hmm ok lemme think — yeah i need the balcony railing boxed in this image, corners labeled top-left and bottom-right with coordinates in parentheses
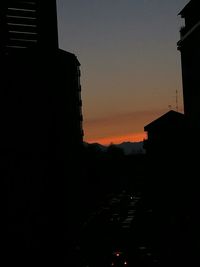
top-left (180, 26), bottom-right (188, 37)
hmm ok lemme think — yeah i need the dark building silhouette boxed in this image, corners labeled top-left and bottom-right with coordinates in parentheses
top-left (0, 0), bottom-right (83, 142)
top-left (0, 0), bottom-right (59, 52)
top-left (144, 110), bottom-right (186, 156)
top-left (177, 0), bottom-right (200, 129)
top-left (1, 0), bottom-right (84, 264)
top-left (142, 2), bottom-right (200, 266)
top-left (177, 2), bottom-right (200, 265)
top-left (143, 3), bottom-right (200, 264)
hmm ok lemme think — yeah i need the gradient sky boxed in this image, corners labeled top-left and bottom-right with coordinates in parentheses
top-left (57, 0), bottom-right (189, 145)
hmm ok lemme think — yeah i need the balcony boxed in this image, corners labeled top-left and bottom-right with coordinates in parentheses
top-left (180, 26), bottom-right (188, 37)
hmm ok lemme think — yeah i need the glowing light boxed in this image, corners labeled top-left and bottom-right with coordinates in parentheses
top-left (86, 132), bottom-right (147, 146)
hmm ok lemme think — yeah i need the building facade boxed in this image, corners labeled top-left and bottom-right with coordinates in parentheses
top-left (177, 0), bottom-right (200, 129)
top-left (0, 0), bottom-right (84, 157)
top-left (0, 0), bottom-right (58, 53)
top-left (1, 0), bottom-right (84, 263)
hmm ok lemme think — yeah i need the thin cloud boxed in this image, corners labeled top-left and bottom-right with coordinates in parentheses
top-left (83, 107), bottom-right (168, 143)
top-left (84, 108), bottom-right (167, 126)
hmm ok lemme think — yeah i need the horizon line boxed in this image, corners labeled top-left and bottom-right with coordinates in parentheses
top-left (85, 132), bottom-right (147, 146)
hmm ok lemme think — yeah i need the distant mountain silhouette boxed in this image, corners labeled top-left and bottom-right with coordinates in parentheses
top-left (117, 141), bottom-right (145, 155)
top-left (84, 141), bottom-right (145, 155)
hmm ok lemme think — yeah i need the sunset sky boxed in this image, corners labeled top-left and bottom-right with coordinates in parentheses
top-left (57, 0), bottom-right (188, 145)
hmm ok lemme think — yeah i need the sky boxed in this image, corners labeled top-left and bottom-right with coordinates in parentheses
top-left (56, 0), bottom-right (189, 145)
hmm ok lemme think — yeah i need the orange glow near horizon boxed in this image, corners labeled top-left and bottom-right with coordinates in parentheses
top-left (86, 132), bottom-right (147, 146)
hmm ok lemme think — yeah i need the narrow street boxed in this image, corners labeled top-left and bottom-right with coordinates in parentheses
top-left (71, 189), bottom-right (161, 267)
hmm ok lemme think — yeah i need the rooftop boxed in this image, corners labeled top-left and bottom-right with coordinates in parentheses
top-left (178, 0), bottom-right (199, 17)
top-left (144, 110), bottom-right (185, 132)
